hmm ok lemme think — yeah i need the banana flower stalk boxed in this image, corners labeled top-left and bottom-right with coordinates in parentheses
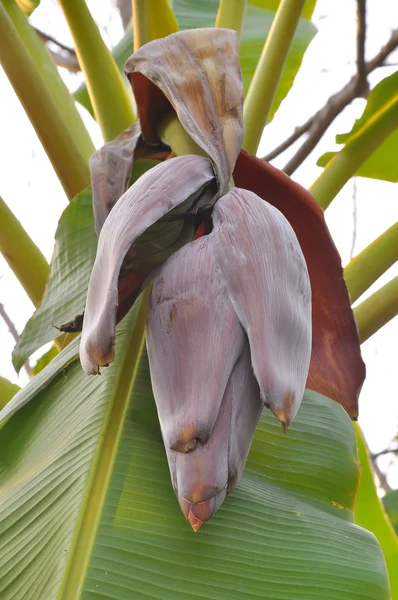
top-left (77, 29), bottom-right (365, 530)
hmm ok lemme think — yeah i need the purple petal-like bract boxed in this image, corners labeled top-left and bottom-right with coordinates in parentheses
top-left (80, 155), bottom-right (215, 375)
top-left (146, 190), bottom-right (311, 529)
top-left (146, 235), bottom-right (246, 453)
top-left (211, 188), bottom-right (312, 428)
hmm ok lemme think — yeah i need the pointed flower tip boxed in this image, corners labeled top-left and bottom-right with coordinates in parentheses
top-left (187, 510), bottom-right (205, 532)
top-left (177, 487), bottom-right (227, 532)
top-left (271, 406), bottom-right (293, 433)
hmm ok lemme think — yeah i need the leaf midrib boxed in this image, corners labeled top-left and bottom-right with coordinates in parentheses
top-left (58, 293), bottom-right (148, 600)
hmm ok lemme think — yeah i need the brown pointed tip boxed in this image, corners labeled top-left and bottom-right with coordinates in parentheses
top-left (177, 488), bottom-right (227, 531)
top-left (269, 393), bottom-right (296, 432)
top-left (271, 407), bottom-right (291, 433)
top-left (187, 509), bottom-right (205, 532)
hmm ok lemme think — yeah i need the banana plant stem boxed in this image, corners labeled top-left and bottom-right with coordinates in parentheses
top-left (310, 95), bottom-right (398, 210)
top-left (243, 0), bottom-right (306, 154)
top-left (57, 0), bottom-right (135, 141)
top-left (215, 0), bottom-right (247, 36)
top-left (132, 0), bottom-right (179, 51)
top-left (0, 3), bottom-right (92, 200)
top-left (345, 221), bottom-right (398, 303)
top-left (0, 197), bottom-right (49, 308)
top-left (132, 0), bottom-right (151, 50)
top-left (2, 0), bottom-right (95, 166)
top-left (354, 277), bottom-right (398, 343)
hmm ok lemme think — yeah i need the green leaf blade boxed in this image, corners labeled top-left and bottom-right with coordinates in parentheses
top-left (0, 376), bottom-right (20, 410)
top-left (12, 190), bottom-right (97, 373)
top-left (317, 71), bottom-right (398, 182)
top-left (0, 356), bottom-right (390, 599)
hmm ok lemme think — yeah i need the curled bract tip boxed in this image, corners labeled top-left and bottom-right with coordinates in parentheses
top-left (188, 514), bottom-right (204, 533)
top-left (125, 28), bottom-right (244, 194)
top-left (178, 488), bottom-right (228, 532)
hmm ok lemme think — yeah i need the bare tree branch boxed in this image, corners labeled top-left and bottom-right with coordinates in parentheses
top-left (262, 118), bottom-right (313, 162)
top-left (371, 447), bottom-right (398, 459)
top-left (356, 0), bottom-right (369, 97)
top-left (34, 27), bottom-right (81, 73)
top-left (361, 432), bottom-right (393, 494)
top-left (372, 458), bottom-right (392, 494)
top-left (0, 302), bottom-right (32, 378)
top-left (281, 78), bottom-right (361, 175)
top-left (261, 28), bottom-right (398, 172)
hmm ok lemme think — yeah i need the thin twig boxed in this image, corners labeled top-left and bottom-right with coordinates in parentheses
top-left (371, 448), bottom-right (398, 459)
top-left (34, 27), bottom-right (76, 55)
top-left (45, 48), bottom-right (81, 72)
top-left (34, 27), bottom-right (81, 73)
top-left (356, 0), bottom-right (368, 97)
top-left (262, 118), bottom-right (313, 161)
top-left (281, 78), bottom-right (361, 174)
top-left (361, 428), bottom-right (392, 494)
top-left (350, 177), bottom-right (358, 260)
top-left (0, 302), bottom-right (32, 378)
top-left (261, 29), bottom-right (398, 171)
top-left (372, 459), bottom-right (392, 494)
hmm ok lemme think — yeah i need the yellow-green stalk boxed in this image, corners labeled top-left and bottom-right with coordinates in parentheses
top-left (345, 221), bottom-right (398, 303)
top-left (215, 0), bottom-right (247, 36)
top-left (0, 3), bottom-right (92, 200)
top-left (354, 277), bottom-right (398, 343)
top-left (243, 0), bottom-right (306, 154)
top-left (0, 197), bottom-right (49, 308)
top-left (57, 0), bottom-right (135, 141)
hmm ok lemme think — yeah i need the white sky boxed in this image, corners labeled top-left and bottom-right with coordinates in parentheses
top-left (0, 0), bottom-right (397, 486)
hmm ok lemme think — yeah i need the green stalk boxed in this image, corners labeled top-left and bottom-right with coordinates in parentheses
top-left (354, 423), bottom-right (398, 592)
top-left (0, 197), bottom-right (49, 307)
top-left (59, 295), bottom-right (148, 600)
top-left (215, 0), bottom-right (247, 36)
top-left (132, 0), bottom-right (179, 51)
top-left (354, 277), bottom-right (398, 343)
top-left (57, 0), bottom-right (135, 141)
top-left (242, 0), bottom-right (306, 154)
top-left (0, 3), bottom-right (92, 200)
top-left (345, 221), bottom-right (398, 303)
top-left (3, 0), bottom-right (94, 165)
top-left (310, 95), bottom-right (398, 210)
top-left (132, 0), bottom-right (150, 50)
top-left (158, 114), bottom-right (206, 157)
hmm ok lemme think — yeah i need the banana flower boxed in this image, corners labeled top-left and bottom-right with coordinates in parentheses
top-left (77, 29), bottom-right (365, 530)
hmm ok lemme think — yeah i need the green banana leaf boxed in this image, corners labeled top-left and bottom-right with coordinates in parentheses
top-left (383, 490), bottom-right (398, 535)
top-left (32, 346), bottom-right (59, 375)
top-left (0, 375), bottom-right (20, 410)
top-left (74, 0), bottom-right (316, 124)
top-left (0, 324), bottom-right (390, 599)
top-left (12, 190), bottom-right (97, 373)
top-left (317, 71), bottom-right (398, 182)
top-left (354, 423), bottom-right (398, 597)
